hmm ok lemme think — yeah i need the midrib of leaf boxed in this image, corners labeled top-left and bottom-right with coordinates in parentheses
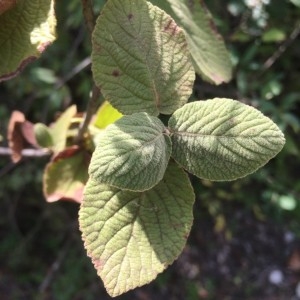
top-left (169, 99), bottom-right (285, 181)
top-left (100, 33), bottom-right (160, 110)
top-left (171, 131), bottom-right (281, 139)
top-left (138, 131), bottom-right (164, 149)
top-left (107, 15), bottom-right (162, 112)
top-left (132, 24), bottom-right (161, 111)
top-left (162, 0), bottom-right (232, 84)
top-left (97, 132), bottom-right (165, 182)
top-left (136, 4), bottom-right (161, 112)
top-left (172, 132), bottom-right (280, 158)
top-left (80, 161), bottom-right (195, 296)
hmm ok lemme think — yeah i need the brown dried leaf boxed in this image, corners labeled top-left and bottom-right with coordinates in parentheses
top-left (7, 111), bottom-right (40, 162)
top-left (7, 111), bottom-right (25, 163)
top-left (21, 120), bottom-right (38, 147)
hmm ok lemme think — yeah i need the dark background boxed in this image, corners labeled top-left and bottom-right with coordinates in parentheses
top-left (1, 1), bottom-right (300, 299)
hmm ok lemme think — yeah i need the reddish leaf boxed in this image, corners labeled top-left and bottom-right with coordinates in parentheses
top-left (52, 145), bottom-right (81, 162)
top-left (7, 111), bottom-right (39, 162)
top-left (7, 111), bottom-right (25, 163)
top-left (49, 105), bottom-right (77, 154)
top-left (21, 120), bottom-right (38, 147)
top-left (43, 146), bottom-right (90, 203)
top-left (288, 248), bottom-right (300, 272)
top-left (0, 0), bottom-right (16, 15)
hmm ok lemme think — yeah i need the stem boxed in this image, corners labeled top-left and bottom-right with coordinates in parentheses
top-left (75, 0), bottom-right (102, 144)
top-left (260, 21), bottom-right (300, 75)
top-left (38, 237), bottom-right (72, 294)
top-left (74, 84), bottom-right (101, 144)
top-left (0, 147), bottom-right (51, 157)
top-left (80, 0), bottom-right (96, 36)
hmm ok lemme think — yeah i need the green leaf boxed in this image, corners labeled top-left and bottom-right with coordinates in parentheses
top-left (0, 0), bottom-right (56, 81)
top-left (169, 98), bottom-right (285, 181)
top-left (93, 101), bottom-right (123, 129)
top-left (262, 28), bottom-right (286, 43)
top-left (289, 0), bottom-right (300, 7)
top-left (163, 0), bottom-right (232, 84)
top-left (43, 146), bottom-right (90, 203)
top-left (276, 195), bottom-right (297, 211)
top-left (49, 105), bottom-right (77, 154)
top-left (91, 0), bottom-right (195, 116)
top-left (89, 112), bottom-right (171, 191)
top-left (34, 123), bottom-right (54, 148)
top-left (79, 161), bottom-right (195, 297)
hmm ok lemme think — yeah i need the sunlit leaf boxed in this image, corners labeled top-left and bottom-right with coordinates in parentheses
top-left (94, 101), bottom-right (123, 129)
top-left (49, 105), bottom-right (77, 154)
top-left (0, 0), bottom-right (56, 81)
top-left (79, 161), bottom-right (195, 297)
top-left (151, 0), bottom-right (232, 84)
top-left (169, 98), bottom-right (285, 181)
top-left (89, 112), bottom-right (171, 191)
top-left (289, 0), bottom-right (300, 7)
top-left (92, 0), bottom-right (195, 116)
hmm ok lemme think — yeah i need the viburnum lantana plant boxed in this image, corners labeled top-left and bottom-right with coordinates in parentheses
top-left (0, 0), bottom-right (285, 297)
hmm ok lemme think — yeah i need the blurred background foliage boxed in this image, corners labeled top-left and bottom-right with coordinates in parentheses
top-left (0, 0), bottom-right (300, 299)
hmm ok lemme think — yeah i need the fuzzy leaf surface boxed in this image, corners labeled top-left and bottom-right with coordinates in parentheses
top-left (79, 161), bottom-right (195, 297)
top-left (0, 0), bottom-right (56, 81)
top-left (92, 0), bottom-right (195, 116)
top-left (169, 98), bottom-right (285, 181)
top-left (89, 112), bottom-right (171, 191)
top-left (164, 0), bottom-right (232, 84)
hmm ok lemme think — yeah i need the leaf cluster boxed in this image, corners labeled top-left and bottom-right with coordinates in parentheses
top-left (0, 0), bottom-right (287, 297)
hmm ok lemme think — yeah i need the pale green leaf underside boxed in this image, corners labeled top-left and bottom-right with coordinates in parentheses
top-left (91, 0), bottom-right (195, 116)
top-left (89, 112), bottom-right (171, 191)
top-left (49, 105), bottom-right (77, 154)
top-left (79, 161), bottom-right (195, 297)
top-left (165, 0), bottom-right (232, 84)
top-left (169, 98), bottom-right (285, 181)
top-left (0, 0), bottom-right (56, 81)
top-left (43, 149), bottom-right (88, 203)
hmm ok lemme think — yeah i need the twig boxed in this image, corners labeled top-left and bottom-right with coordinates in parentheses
top-left (74, 84), bottom-right (101, 144)
top-left (80, 0), bottom-right (96, 36)
top-left (55, 57), bottom-right (91, 89)
top-left (38, 238), bottom-right (72, 294)
top-left (75, 0), bottom-right (102, 144)
top-left (0, 161), bottom-right (17, 178)
top-left (0, 147), bottom-right (51, 157)
top-left (260, 21), bottom-right (300, 74)
top-left (63, 25), bottom-right (86, 70)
